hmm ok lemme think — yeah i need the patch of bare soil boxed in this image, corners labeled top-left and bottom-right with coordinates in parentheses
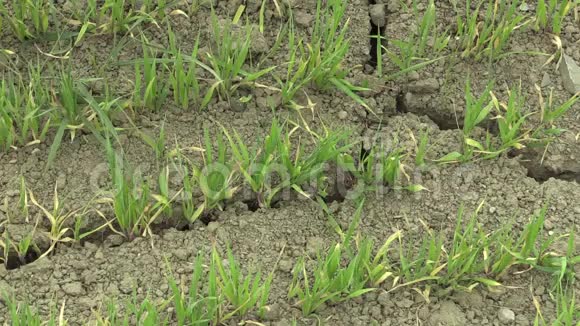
top-left (0, 0), bottom-right (579, 325)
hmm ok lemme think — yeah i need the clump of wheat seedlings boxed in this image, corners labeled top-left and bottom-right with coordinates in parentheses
top-left (288, 241), bottom-right (376, 316)
top-left (167, 23), bottom-right (200, 110)
top-left (27, 185), bottom-right (90, 259)
top-left (392, 203), bottom-right (579, 297)
top-left (167, 253), bottom-right (220, 324)
top-left (339, 144), bottom-right (424, 194)
top-left (213, 245), bottom-right (273, 319)
top-left (383, 0), bottom-right (448, 79)
top-left (4, 295), bottom-right (66, 326)
top-left (134, 38), bottom-right (169, 111)
top-left (277, 0), bottom-right (369, 110)
top-left (536, 0), bottom-right (575, 35)
top-left (0, 0), bottom-right (50, 41)
top-left (0, 70), bottom-right (50, 152)
top-left (102, 139), bottom-right (171, 240)
top-left (202, 9), bottom-right (275, 107)
top-left (289, 201), bottom-right (379, 315)
top-left (93, 0), bottom-right (157, 35)
top-left (221, 118), bottom-right (284, 208)
top-left (455, 0), bottom-right (528, 61)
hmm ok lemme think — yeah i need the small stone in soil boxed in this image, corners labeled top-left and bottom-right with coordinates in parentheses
top-left (294, 11), bottom-right (313, 27)
top-left (395, 298), bottom-right (414, 308)
top-left (62, 282), bottom-right (85, 296)
top-left (306, 237), bottom-right (325, 256)
top-left (541, 73), bottom-right (552, 87)
top-left (498, 307), bottom-right (515, 324)
top-left (262, 303), bottom-right (281, 320)
top-left (377, 291), bottom-right (390, 306)
top-left (559, 54), bottom-right (580, 95)
top-left (408, 78), bottom-right (439, 94)
top-left (369, 4), bottom-right (386, 27)
top-left (206, 221), bottom-right (220, 233)
top-left (278, 259), bottom-right (293, 273)
top-left (104, 234), bottom-right (125, 247)
top-left (173, 249), bottom-right (189, 261)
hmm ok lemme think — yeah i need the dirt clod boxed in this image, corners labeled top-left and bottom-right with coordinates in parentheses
top-left (559, 54), bottom-right (580, 94)
top-left (498, 307), bottom-right (516, 324)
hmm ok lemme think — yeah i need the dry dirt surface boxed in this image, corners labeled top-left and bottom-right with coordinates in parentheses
top-left (0, 0), bottom-right (579, 325)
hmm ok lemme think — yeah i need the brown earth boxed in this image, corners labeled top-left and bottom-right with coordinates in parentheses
top-left (0, 0), bottom-right (579, 325)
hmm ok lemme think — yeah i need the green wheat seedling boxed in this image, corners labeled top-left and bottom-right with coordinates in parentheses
top-left (47, 70), bottom-right (99, 169)
top-left (221, 118), bottom-right (285, 208)
top-left (193, 128), bottom-right (238, 211)
top-left (394, 205), bottom-right (481, 291)
top-left (488, 0), bottom-right (527, 60)
top-left (0, 0), bottom-right (50, 41)
top-left (168, 31), bottom-right (200, 110)
top-left (179, 163), bottom-right (205, 224)
top-left (533, 281), bottom-right (579, 326)
top-left (489, 84), bottom-right (578, 156)
top-left (272, 4), bottom-right (368, 110)
top-left (0, 72), bottom-right (50, 151)
top-left (279, 128), bottom-right (352, 199)
top-left (97, 0), bottom-right (156, 35)
top-left (156, 165), bottom-right (173, 218)
top-left (412, 0), bottom-right (440, 57)
top-left (394, 211), bottom-right (496, 293)
top-left (532, 85), bottom-right (579, 142)
top-left (275, 13), bottom-right (311, 108)
top-left (123, 293), bottom-right (168, 325)
top-left (383, 0), bottom-right (448, 79)
top-left (379, 148), bottom-right (404, 188)
top-left (455, 0), bottom-right (488, 59)
top-left (9, 231), bottom-right (38, 266)
top-left (392, 203), bottom-right (579, 295)
top-left (104, 140), bottom-right (170, 240)
top-left (456, 0), bottom-right (528, 61)
top-left (396, 225), bottom-right (445, 289)
top-left (95, 294), bottom-right (168, 326)
top-left (500, 207), bottom-right (579, 289)
top-left (438, 79), bottom-right (494, 163)
top-left (306, 0), bottom-right (369, 110)
top-left (337, 148), bottom-right (378, 189)
top-left (289, 201), bottom-right (375, 316)
top-left (439, 80), bottom-right (577, 164)
top-left (484, 204), bottom-right (577, 281)
top-left (415, 129), bottom-right (429, 167)
top-left (213, 245), bottom-right (273, 319)
top-left (551, 284), bottom-right (578, 325)
top-left (307, 0), bottom-right (349, 87)
top-left (0, 79), bottom-right (17, 152)
top-left (135, 40), bottom-right (169, 111)
top-left (339, 146), bottom-right (423, 192)
top-left (536, 0), bottom-right (575, 35)
top-left (135, 121), bottom-right (166, 160)
top-left (490, 85), bottom-right (533, 152)
top-left (168, 253), bottom-right (221, 325)
top-left (28, 184), bottom-right (88, 260)
top-left (364, 231), bottom-right (402, 287)
top-left (323, 199), bottom-right (401, 288)
top-left (442, 204), bottom-right (502, 291)
top-left (55, 70), bottom-right (84, 134)
top-left (203, 11), bottom-right (275, 107)
top-left (373, 28), bottom-right (385, 78)
top-left (5, 297), bottom-right (43, 326)
top-left (288, 242), bottom-right (376, 316)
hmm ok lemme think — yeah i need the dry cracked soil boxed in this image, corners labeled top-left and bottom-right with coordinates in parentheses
top-left (0, 0), bottom-right (579, 325)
